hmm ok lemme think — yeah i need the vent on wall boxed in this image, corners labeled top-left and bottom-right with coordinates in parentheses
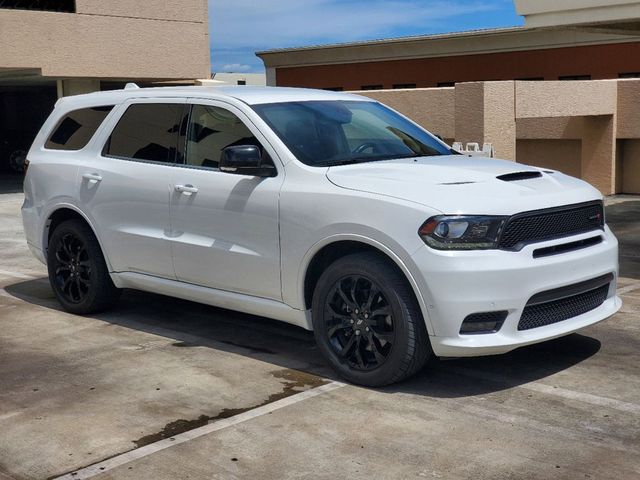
top-left (497, 171), bottom-right (543, 182)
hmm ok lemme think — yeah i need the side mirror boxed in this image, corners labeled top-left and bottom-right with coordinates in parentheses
top-left (219, 145), bottom-right (276, 177)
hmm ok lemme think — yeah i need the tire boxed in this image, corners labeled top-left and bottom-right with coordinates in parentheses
top-left (311, 252), bottom-right (431, 387)
top-left (47, 219), bottom-right (121, 314)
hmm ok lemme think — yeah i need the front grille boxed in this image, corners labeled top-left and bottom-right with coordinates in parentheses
top-left (518, 281), bottom-right (611, 331)
top-left (499, 201), bottom-right (604, 250)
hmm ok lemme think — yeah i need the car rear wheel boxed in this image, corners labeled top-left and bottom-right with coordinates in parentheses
top-left (312, 252), bottom-right (431, 387)
top-left (47, 219), bottom-right (121, 314)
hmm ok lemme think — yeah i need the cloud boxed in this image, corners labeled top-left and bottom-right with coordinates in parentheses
top-left (221, 63), bottom-right (252, 72)
top-left (210, 0), bottom-right (518, 72)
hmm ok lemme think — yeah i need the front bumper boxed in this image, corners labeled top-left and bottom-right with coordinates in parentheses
top-left (411, 226), bottom-right (621, 357)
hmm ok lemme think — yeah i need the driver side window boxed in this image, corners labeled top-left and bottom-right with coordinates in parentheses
top-left (185, 105), bottom-right (266, 169)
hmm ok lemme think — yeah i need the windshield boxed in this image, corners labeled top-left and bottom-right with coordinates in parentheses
top-left (252, 100), bottom-right (451, 167)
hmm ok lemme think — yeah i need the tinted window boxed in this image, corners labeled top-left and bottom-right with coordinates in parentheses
top-left (185, 105), bottom-right (264, 169)
top-left (105, 103), bottom-right (182, 163)
top-left (253, 100), bottom-right (450, 167)
top-left (45, 106), bottom-right (113, 151)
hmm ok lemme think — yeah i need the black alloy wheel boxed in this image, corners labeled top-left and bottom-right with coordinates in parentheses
top-left (52, 232), bottom-right (92, 304)
top-left (324, 275), bottom-right (395, 371)
top-left (312, 252), bottom-right (431, 387)
top-left (47, 219), bottom-right (121, 314)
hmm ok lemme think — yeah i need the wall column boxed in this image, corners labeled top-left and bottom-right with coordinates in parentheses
top-left (58, 79), bottom-right (101, 98)
top-left (582, 115), bottom-right (617, 195)
top-left (455, 81), bottom-right (516, 160)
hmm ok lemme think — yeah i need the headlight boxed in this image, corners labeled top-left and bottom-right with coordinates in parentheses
top-left (419, 215), bottom-right (507, 250)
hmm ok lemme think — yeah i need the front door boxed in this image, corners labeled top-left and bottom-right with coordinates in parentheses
top-left (169, 100), bottom-right (283, 300)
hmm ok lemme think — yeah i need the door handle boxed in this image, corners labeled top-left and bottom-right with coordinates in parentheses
top-left (82, 173), bottom-right (102, 183)
top-left (175, 184), bottom-right (199, 195)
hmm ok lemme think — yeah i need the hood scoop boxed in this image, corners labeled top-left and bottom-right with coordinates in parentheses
top-left (497, 171), bottom-right (543, 182)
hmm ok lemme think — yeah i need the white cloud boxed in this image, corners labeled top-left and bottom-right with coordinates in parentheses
top-left (221, 63), bottom-right (252, 72)
top-left (209, 0), bottom-right (516, 72)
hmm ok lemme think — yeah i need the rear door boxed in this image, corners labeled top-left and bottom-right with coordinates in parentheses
top-left (168, 100), bottom-right (284, 300)
top-left (77, 99), bottom-right (187, 279)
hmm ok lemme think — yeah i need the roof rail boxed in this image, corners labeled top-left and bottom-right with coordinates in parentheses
top-left (124, 83), bottom-right (140, 90)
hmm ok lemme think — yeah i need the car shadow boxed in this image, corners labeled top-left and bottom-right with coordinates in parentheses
top-left (5, 278), bottom-right (601, 398)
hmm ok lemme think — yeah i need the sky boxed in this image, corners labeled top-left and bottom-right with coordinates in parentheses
top-left (210, 0), bottom-right (524, 74)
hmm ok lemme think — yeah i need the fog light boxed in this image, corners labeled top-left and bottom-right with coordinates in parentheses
top-left (460, 311), bottom-right (508, 335)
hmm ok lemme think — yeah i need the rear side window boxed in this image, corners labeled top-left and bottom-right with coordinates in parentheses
top-left (45, 106), bottom-right (114, 151)
top-left (104, 103), bottom-right (183, 163)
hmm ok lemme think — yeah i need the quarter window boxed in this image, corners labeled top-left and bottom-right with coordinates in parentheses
top-left (45, 106), bottom-right (113, 151)
top-left (185, 105), bottom-right (265, 169)
top-left (104, 103), bottom-right (183, 163)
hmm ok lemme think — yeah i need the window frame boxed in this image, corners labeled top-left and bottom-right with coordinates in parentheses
top-left (172, 98), bottom-right (281, 176)
top-left (100, 98), bottom-right (188, 167)
top-left (43, 105), bottom-right (115, 152)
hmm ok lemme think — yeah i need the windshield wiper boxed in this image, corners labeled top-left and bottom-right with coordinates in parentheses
top-left (318, 153), bottom-right (424, 167)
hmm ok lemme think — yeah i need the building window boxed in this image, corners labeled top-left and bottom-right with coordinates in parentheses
top-left (619, 72), bottom-right (640, 79)
top-left (323, 87), bottom-right (344, 91)
top-left (559, 75), bottom-right (591, 81)
top-left (0, 0), bottom-right (76, 12)
top-left (392, 83), bottom-right (416, 89)
top-left (361, 85), bottom-right (383, 91)
top-left (437, 82), bottom-right (455, 88)
top-left (237, 80), bottom-right (247, 85)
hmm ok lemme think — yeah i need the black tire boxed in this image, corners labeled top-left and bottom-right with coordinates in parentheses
top-left (311, 252), bottom-right (431, 387)
top-left (47, 219), bottom-right (121, 314)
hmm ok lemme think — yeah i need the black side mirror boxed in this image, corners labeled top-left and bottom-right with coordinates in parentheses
top-left (219, 145), bottom-right (276, 177)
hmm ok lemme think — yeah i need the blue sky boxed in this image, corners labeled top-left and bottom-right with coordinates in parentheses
top-left (210, 0), bottom-right (524, 73)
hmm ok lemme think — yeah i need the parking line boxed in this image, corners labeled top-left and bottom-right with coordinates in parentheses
top-left (450, 366), bottom-right (640, 415)
top-left (53, 381), bottom-right (345, 480)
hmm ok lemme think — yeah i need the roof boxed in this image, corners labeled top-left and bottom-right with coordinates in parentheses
top-left (57, 85), bottom-right (369, 108)
top-left (256, 26), bottom-right (526, 55)
top-left (256, 24), bottom-right (640, 69)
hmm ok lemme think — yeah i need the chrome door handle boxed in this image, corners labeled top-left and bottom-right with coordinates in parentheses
top-left (175, 184), bottom-right (198, 195)
top-left (82, 173), bottom-right (102, 183)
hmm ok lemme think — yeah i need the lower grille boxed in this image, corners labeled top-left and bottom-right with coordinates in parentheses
top-left (518, 280), bottom-right (611, 331)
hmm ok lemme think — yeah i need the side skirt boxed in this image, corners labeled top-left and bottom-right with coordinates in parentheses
top-left (110, 272), bottom-right (313, 330)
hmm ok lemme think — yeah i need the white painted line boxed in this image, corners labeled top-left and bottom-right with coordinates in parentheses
top-left (0, 269), bottom-right (41, 280)
top-left (53, 381), bottom-right (345, 479)
top-left (450, 367), bottom-right (640, 415)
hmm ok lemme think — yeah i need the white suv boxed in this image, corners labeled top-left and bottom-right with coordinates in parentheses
top-left (22, 86), bottom-right (621, 386)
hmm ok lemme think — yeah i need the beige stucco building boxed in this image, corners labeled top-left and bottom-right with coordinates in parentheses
top-left (0, 1), bottom-right (210, 172)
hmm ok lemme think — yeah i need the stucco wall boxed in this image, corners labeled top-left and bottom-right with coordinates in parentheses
top-left (0, 2), bottom-right (210, 80)
top-left (358, 88), bottom-right (456, 140)
top-left (620, 140), bottom-right (640, 193)
top-left (517, 139), bottom-right (582, 177)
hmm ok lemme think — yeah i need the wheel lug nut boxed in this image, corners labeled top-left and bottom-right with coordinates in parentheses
top-left (350, 319), bottom-right (354, 324)
top-left (364, 313), bottom-right (369, 319)
top-left (365, 327), bottom-right (370, 332)
top-left (355, 330), bottom-right (360, 335)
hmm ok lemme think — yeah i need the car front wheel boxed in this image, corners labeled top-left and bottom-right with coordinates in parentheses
top-left (312, 252), bottom-right (431, 387)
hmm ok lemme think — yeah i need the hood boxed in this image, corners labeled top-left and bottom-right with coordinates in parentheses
top-left (326, 155), bottom-right (602, 215)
